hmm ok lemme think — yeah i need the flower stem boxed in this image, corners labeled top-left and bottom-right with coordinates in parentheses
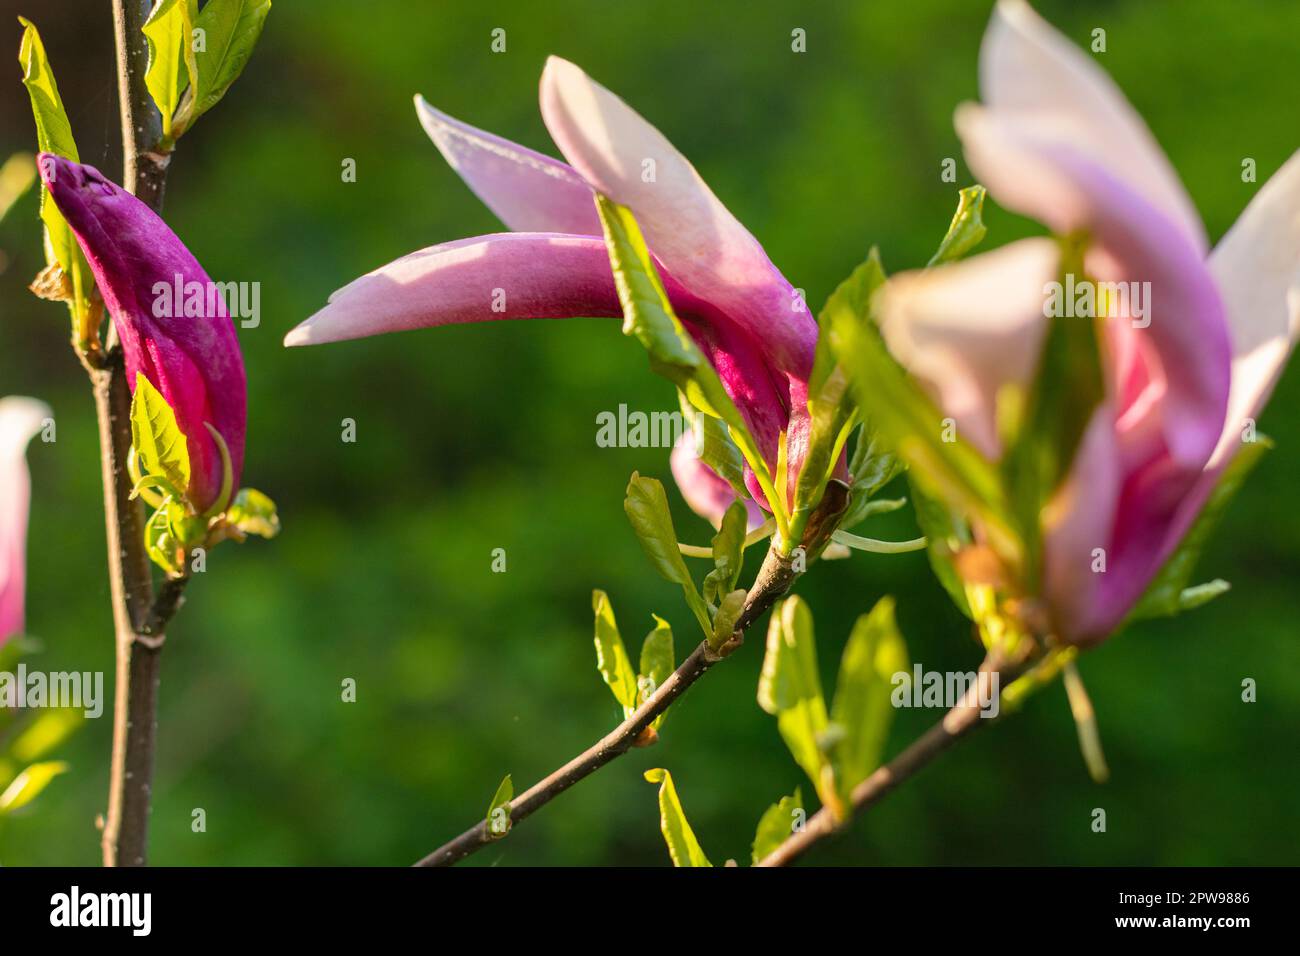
top-left (99, 0), bottom-right (178, 867)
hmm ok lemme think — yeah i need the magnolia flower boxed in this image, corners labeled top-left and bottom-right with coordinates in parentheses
top-left (39, 155), bottom-right (246, 513)
top-left (1, 397), bottom-right (50, 644)
top-left (878, 0), bottom-right (1300, 643)
top-left (285, 58), bottom-right (818, 519)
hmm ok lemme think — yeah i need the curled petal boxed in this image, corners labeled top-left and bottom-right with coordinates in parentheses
top-left (39, 156), bottom-right (246, 512)
top-left (981, 0), bottom-right (1206, 252)
top-left (539, 56), bottom-right (816, 381)
top-left (1, 397), bottom-right (51, 644)
top-left (414, 95), bottom-right (601, 236)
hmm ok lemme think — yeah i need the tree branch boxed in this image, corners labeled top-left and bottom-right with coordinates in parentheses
top-left (99, 0), bottom-right (174, 868)
top-left (413, 546), bottom-right (800, 867)
top-left (757, 656), bottom-right (1010, 867)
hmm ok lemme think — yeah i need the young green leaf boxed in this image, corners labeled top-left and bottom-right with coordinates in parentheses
top-left (142, 0), bottom-right (195, 139)
top-left (592, 590), bottom-right (637, 716)
top-left (0, 760), bottom-right (68, 815)
top-left (677, 390), bottom-right (747, 496)
top-left (624, 472), bottom-right (712, 636)
top-left (751, 788), bottom-right (803, 864)
top-left (596, 194), bottom-right (786, 534)
top-left (484, 773), bottom-right (513, 839)
top-left (908, 476), bottom-right (973, 618)
top-left (702, 499), bottom-right (747, 604)
top-left (17, 17), bottom-right (95, 333)
top-left (999, 236), bottom-right (1103, 591)
top-left (130, 373), bottom-right (191, 498)
top-left (225, 487), bottom-right (280, 538)
top-left (144, 500), bottom-right (183, 576)
top-left (757, 597), bottom-right (830, 790)
top-left (1128, 438), bottom-right (1272, 623)
top-left (173, 0), bottom-right (271, 138)
top-left (830, 597), bottom-right (907, 798)
top-left (928, 185), bottom-right (989, 267)
top-left (839, 419), bottom-right (907, 530)
top-left (9, 709), bottom-right (81, 764)
top-left (638, 615), bottom-right (674, 730)
top-left (792, 249), bottom-right (888, 535)
top-left (643, 768), bottom-right (711, 867)
top-left (710, 588), bottom-right (747, 650)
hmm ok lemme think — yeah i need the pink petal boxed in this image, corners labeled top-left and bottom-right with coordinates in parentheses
top-left (875, 238), bottom-right (1057, 459)
top-left (670, 435), bottom-right (764, 531)
top-left (414, 95), bottom-right (602, 236)
top-left (1204, 149), bottom-right (1300, 470)
top-left (0, 397), bottom-right (50, 645)
top-left (286, 232), bottom-right (790, 514)
top-left (538, 57), bottom-right (816, 383)
top-left (284, 233), bottom-right (623, 345)
top-left (981, 0), bottom-right (1206, 253)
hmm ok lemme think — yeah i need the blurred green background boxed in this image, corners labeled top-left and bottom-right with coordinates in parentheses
top-left (1, 0), bottom-right (1297, 866)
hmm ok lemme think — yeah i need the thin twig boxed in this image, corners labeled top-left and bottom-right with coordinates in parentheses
top-left (757, 656), bottom-right (1009, 867)
top-left (99, 0), bottom-right (173, 868)
top-left (414, 546), bottom-right (800, 867)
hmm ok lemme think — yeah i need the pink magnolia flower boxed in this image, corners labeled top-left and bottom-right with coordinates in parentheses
top-left (285, 58), bottom-right (818, 519)
top-left (1, 397), bottom-right (50, 645)
top-left (878, 0), bottom-right (1299, 643)
top-left (39, 155), bottom-right (246, 513)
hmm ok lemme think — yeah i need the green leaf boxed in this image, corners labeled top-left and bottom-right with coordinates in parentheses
top-left (702, 499), bottom-right (747, 604)
top-left (17, 17), bottom-right (94, 329)
top-left (1128, 438), bottom-right (1272, 622)
top-left (839, 422), bottom-right (907, 532)
top-left (751, 788), bottom-right (803, 864)
top-left (757, 597), bottom-right (830, 790)
top-left (793, 249), bottom-right (888, 533)
top-left (828, 293), bottom-right (1017, 563)
top-left (484, 773), bottom-right (512, 839)
top-left (141, 0), bottom-right (195, 139)
top-left (130, 373), bottom-right (191, 498)
top-left (643, 768), bottom-right (711, 867)
top-left (144, 500), bottom-right (184, 576)
top-left (999, 236), bottom-right (1103, 591)
top-left (592, 590), bottom-right (637, 715)
top-left (624, 472), bottom-right (712, 636)
top-left (225, 487), bottom-right (280, 538)
top-left (830, 597), bottom-right (907, 798)
top-left (928, 185), bottom-right (989, 267)
top-left (677, 390), bottom-right (747, 497)
top-left (174, 0), bottom-right (271, 137)
top-left (0, 760), bottom-right (68, 815)
top-left (711, 588), bottom-right (747, 649)
top-left (596, 195), bottom-right (785, 533)
top-left (10, 709), bottom-right (81, 763)
top-left (907, 476), bottom-right (973, 618)
top-left (639, 615), bottom-right (675, 730)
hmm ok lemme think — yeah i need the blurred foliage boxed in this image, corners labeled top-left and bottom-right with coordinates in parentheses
top-left (0, 0), bottom-right (1297, 866)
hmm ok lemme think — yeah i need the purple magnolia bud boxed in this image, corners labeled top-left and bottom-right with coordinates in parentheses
top-left (39, 155), bottom-right (246, 512)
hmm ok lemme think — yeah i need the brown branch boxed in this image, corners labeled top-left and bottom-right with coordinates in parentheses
top-left (413, 546), bottom-right (800, 867)
top-left (757, 656), bottom-right (1011, 867)
top-left (99, 0), bottom-right (174, 868)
